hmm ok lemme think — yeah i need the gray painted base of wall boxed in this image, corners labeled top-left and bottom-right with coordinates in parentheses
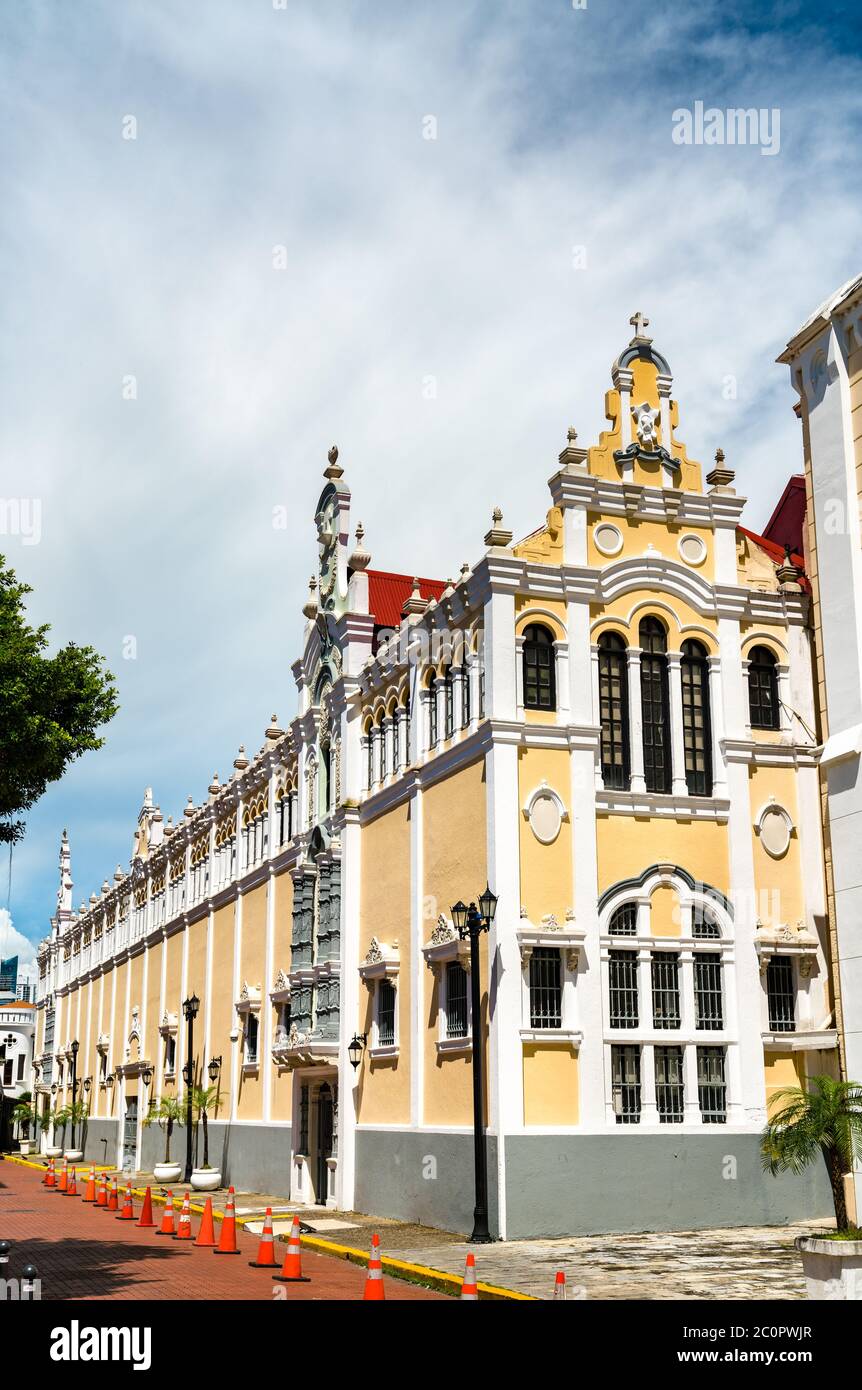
top-left (356, 1129), bottom-right (833, 1239)
top-left (135, 1121), bottom-right (292, 1193)
top-left (355, 1130), bottom-right (500, 1236)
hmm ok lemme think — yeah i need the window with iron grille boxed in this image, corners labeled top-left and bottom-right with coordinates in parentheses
top-left (609, 950), bottom-right (639, 1028)
top-left (299, 1084), bottom-right (309, 1153)
top-left (697, 1046), bottom-right (727, 1123)
top-left (366, 732), bottom-right (374, 789)
top-left (639, 618), bottom-right (671, 793)
top-left (523, 624), bottom-right (556, 711)
top-left (444, 668), bottom-right (454, 738)
top-left (245, 1012), bottom-right (259, 1064)
top-left (393, 713), bottom-right (401, 771)
top-left (692, 906), bottom-right (720, 939)
top-left (766, 955), bottom-right (795, 1032)
top-left (445, 961), bottom-right (468, 1039)
top-left (694, 953), bottom-right (724, 1030)
top-left (748, 646), bottom-right (780, 730)
top-left (377, 979), bottom-right (396, 1046)
top-left (609, 903), bottom-right (638, 936)
top-left (651, 952), bottom-right (681, 1029)
top-left (428, 677), bottom-right (438, 747)
top-left (479, 663), bottom-right (485, 718)
top-left (462, 664), bottom-right (471, 727)
top-left (377, 723), bottom-right (386, 782)
top-left (598, 632), bottom-right (630, 789)
top-left (655, 1045), bottom-right (685, 1123)
top-left (681, 640), bottom-right (712, 796)
top-left (529, 947), bottom-right (562, 1029)
top-left (611, 1044), bottom-right (641, 1124)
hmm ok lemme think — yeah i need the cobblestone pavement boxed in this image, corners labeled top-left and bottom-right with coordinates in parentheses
top-left (394, 1220), bottom-right (830, 1300)
top-left (0, 1162), bottom-right (446, 1301)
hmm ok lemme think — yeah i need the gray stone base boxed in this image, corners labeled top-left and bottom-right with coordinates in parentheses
top-left (203, 1122), bottom-right (292, 1192)
top-left (355, 1128), bottom-right (833, 1239)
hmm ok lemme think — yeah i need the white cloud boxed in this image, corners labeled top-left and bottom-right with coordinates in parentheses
top-left (2, 0), bottom-right (861, 936)
top-left (0, 911), bottom-right (38, 980)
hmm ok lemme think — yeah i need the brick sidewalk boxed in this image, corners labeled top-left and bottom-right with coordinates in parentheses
top-left (0, 1162), bottom-right (446, 1301)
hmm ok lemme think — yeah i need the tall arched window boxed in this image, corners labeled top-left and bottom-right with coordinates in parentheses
top-left (598, 632), bottom-right (630, 789)
top-left (443, 665), bottom-right (454, 739)
top-left (748, 646), bottom-right (780, 730)
top-left (523, 624), bottom-right (556, 711)
top-left (680, 639), bottom-right (712, 797)
top-left (427, 674), bottom-right (438, 748)
top-left (639, 617), bottom-right (671, 793)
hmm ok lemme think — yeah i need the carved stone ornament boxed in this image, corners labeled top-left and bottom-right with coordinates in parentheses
top-left (541, 913), bottom-right (562, 932)
top-left (431, 916), bottom-right (458, 945)
top-left (632, 401), bottom-right (660, 447)
top-left (273, 969), bottom-right (290, 993)
top-left (365, 937), bottom-right (384, 964)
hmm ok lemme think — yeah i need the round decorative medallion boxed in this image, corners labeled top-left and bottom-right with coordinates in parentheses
top-left (528, 790), bottom-right (563, 845)
top-left (678, 533), bottom-right (707, 566)
top-left (594, 522), bottom-right (623, 557)
top-left (758, 805), bottom-right (792, 858)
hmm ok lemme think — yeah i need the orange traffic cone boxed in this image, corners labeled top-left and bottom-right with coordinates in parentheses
top-left (273, 1215), bottom-right (310, 1283)
top-left (95, 1172), bottom-right (108, 1208)
top-left (64, 1166), bottom-right (78, 1197)
top-left (194, 1197), bottom-right (217, 1248)
top-left (553, 1271), bottom-right (567, 1300)
top-left (116, 1180), bottom-right (135, 1221)
top-left (363, 1233), bottom-right (385, 1300)
top-left (82, 1164), bottom-right (97, 1203)
top-left (460, 1252), bottom-right (479, 1300)
top-left (137, 1187), bottom-right (156, 1229)
top-left (155, 1191), bottom-right (176, 1236)
top-left (105, 1175), bottom-right (119, 1212)
top-left (213, 1186), bottom-right (241, 1255)
top-left (173, 1192), bottom-right (192, 1241)
top-left (249, 1207), bottom-right (278, 1268)
top-left (44, 1158), bottom-right (56, 1188)
top-left (57, 1157), bottom-right (68, 1193)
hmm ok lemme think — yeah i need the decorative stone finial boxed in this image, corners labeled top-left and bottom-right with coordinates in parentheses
top-left (266, 714), bottom-right (284, 741)
top-left (706, 446), bottom-right (736, 492)
top-left (324, 444), bottom-right (344, 481)
top-left (184, 796), bottom-right (195, 818)
top-left (484, 506), bottom-right (513, 549)
top-left (114, 863), bottom-right (124, 881)
top-left (234, 744), bottom-right (249, 772)
top-left (348, 521), bottom-right (371, 572)
top-left (776, 545), bottom-right (803, 592)
top-left (558, 425), bottom-right (588, 471)
top-left (401, 576), bottom-right (428, 619)
top-left (302, 574), bottom-right (318, 621)
top-left (208, 772), bottom-right (220, 797)
top-left (629, 310), bottom-right (651, 341)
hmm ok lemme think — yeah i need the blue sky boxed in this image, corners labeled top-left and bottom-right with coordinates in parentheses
top-left (2, 0), bottom-right (861, 973)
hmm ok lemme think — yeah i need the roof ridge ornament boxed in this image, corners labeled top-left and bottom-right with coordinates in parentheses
top-left (629, 309), bottom-right (652, 343)
top-left (484, 506), bottom-right (513, 549)
top-left (323, 443), bottom-right (344, 481)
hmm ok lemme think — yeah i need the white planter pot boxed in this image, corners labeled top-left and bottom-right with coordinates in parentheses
top-left (190, 1168), bottom-right (222, 1192)
top-left (18, 1141), bottom-right (32, 1156)
top-left (796, 1236), bottom-right (862, 1299)
top-left (153, 1161), bottom-right (182, 1183)
top-left (64, 1149), bottom-right (83, 1162)
top-left (45, 1146), bottom-right (63, 1159)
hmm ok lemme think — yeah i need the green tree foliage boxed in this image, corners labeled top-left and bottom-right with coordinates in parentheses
top-left (0, 556), bottom-right (118, 842)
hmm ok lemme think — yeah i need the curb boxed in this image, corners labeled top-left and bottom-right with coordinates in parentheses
top-left (2, 1155), bottom-right (532, 1300)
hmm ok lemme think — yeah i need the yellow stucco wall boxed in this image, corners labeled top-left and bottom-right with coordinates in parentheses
top-left (764, 1050), bottom-right (804, 1117)
top-left (749, 767), bottom-right (804, 929)
top-left (650, 883), bottom-right (681, 937)
top-left (596, 815), bottom-right (729, 896)
top-left (523, 1043), bottom-right (579, 1125)
top-left (518, 747), bottom-right (573, 925)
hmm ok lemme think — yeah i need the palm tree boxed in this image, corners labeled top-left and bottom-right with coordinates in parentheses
top-left (191, 1084), bottom-right (220, 1169)
top-left (761, 1075), bottom-right (862, 1233)
top-left (52, 1103), bottom-right (70, 1150)
top-left (142, 1095), bottom-right (184, 1165)
top-left (11, 1099), bottom-right (38, 1142)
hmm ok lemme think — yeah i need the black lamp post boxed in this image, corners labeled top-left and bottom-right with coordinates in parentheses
top-left (182, 995), bottom-right (199, 1182)
top-left (207, 1056), bottom-right (221, 1084)
top-left (69, 1041), bottom-right (79, 1149)
top-left (451, 885), bottom-right (498, 1244)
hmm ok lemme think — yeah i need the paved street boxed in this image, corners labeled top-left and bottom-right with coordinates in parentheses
top-left (0, 1162), bottom-right (447, 1301)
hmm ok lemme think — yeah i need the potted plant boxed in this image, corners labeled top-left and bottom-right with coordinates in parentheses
top-left (63, 1100), bottom-right (88, 1161)
top-left (143, 1095), bottom-right (184, 1182)
top-left (44, 1104), bottom-right (65, 1158)
top-left (762, 1075), bottom-right (862, 1299)
top-left (12, 1100), bottom-right (38, 1155)
top-left (189, 1083), bottom-right (222, 1190)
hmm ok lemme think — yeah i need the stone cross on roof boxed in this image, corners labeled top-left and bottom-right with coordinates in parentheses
top-left (629, 310), bottom-right (651, 340)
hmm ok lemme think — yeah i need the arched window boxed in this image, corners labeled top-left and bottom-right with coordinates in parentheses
top-left (692, 906), bottom-right (721, 939)
top-left (443, 665), bottom-right (454, 739)
top-left (523, 624), bottom-right (556, 712)
top-left (427, 674), bottom-right (438, 748)
top-left (639, 618), bottom-right (671, 793)
top-left (376, 714), bottom-right (386, 781)
top-left (748, 646), bottom-right (780, 730)
top-left (461, 660), bottom-right (471, 727)
top-left (598, 632), bottom-right (630, 789)
top-left (609, 903), bottom-right (638, 936)
top-left (680, 640), bottom-right (712, 797)
top-left (364, 724), bottom-right (374, 790)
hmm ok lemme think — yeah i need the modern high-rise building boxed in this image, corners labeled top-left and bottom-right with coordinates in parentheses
top-left (34, 315), bottom-right (835, 1236)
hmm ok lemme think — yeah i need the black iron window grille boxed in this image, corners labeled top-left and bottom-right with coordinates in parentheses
top-left (681, 639), bottom-right (712, 796)
top-left (377, 979), bottom-right (396, 1046)
top-left (523, 624), bottom-right (556, 711)
top-left (598, 632), bottom-right (630, 789)
top-left (428, 677), bottom-right (438, 748)
top-left (529, 947), bottom-right (563, 1029)
top-left (445, 961), bottom-right (468, 1039)
top-left (611, 1044), bottom-right (641, 1124)
top-left (766, 955), bottom-right (795, 1032)
top-left (609, 950), bottom-right (639, 1028)
top-left (697, 1045), bottom-right (727, 1123)
top-left (651, 952), bottom-right (681, 1029)
top-left (609, 903), bottom-right (638, 936)
top-left (655, 1045), bottom-right (685, 1123)
top-left (639, 618), bottom-right (672, 793)
top-left (694, 953), bottom-right (724, 1030)
top-left (748, 646), bottom-right (780, 730)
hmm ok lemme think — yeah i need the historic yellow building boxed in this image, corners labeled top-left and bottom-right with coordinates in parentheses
top-left (34, 315), bottom-right (836, 1235)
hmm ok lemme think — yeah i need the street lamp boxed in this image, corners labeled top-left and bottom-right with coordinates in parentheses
top-left (207, 1056), bottom-right (222, 1084)
top-left (348, 1034), bottom-right (367, 1071)
top-left (69, 1041), bottom-right (79, 1150)
top-left (451, 884), bottom-right (498, 1244)
top-left (182, 995), bottom-right (200, 1182)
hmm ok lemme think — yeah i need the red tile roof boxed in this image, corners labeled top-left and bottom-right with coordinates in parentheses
top-left (763, 475), bottom-right (806, 557)
top-left (366, 569), bottom-right (446, 630)
top-left (738, 526), bottom-right (809, 591)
